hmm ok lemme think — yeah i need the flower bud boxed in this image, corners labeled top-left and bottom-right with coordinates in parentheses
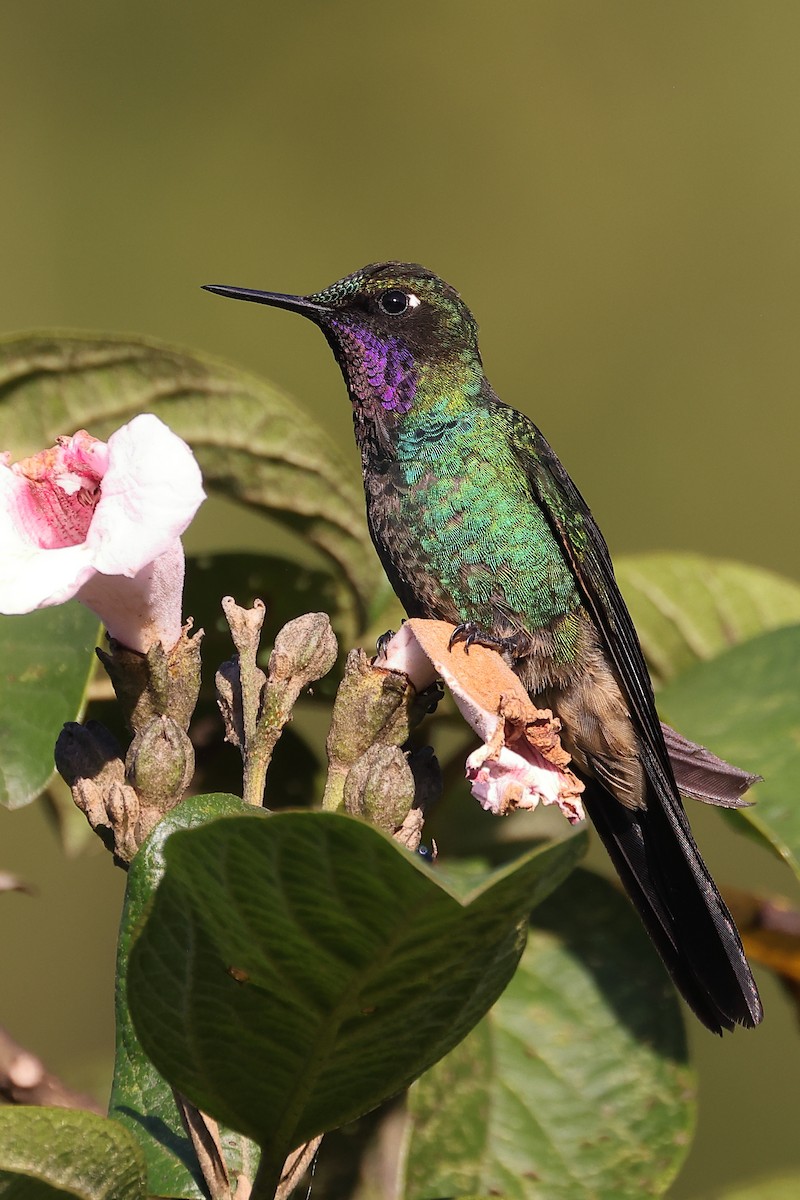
top-left (125, 715), bottom-right (194, 815)
top-left (344, 745), bottom-right (416, 831)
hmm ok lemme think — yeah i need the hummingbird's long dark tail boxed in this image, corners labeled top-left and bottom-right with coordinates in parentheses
top-left (582, 780), bottom-right (763, 1034)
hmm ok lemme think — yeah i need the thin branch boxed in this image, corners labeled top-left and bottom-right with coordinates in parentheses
top-left (218, 603), bottom-right (337, 807)
top-left (276, 1138), bottom-right (323, 1200)
top-left (174, 1090), bottom-right (233, 1200)
top-left (0, 1024), bottom-right (103, 1113)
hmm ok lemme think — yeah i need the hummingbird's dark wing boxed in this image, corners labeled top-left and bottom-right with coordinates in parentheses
top-left (497, 402), bottom-right (763, 1033)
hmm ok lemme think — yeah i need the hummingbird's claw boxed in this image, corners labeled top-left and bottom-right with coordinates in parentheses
top-left (448, 621), bottom-right (493, 654)
top-left (375, 628), bottom-right (396, 658)
top-left (448, 622), bottom-right (527, 659)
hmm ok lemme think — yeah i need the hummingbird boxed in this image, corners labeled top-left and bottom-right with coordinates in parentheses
top-left (204, 263), bottom-right (763, 1033)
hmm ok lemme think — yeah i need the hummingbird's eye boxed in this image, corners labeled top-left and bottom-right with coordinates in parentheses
top-left (378, 289), bottom-right (416, 316)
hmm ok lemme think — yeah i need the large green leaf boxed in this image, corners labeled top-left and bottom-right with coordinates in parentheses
top-left (110, 792), bottom-right (260, 1200)
top-left (0, 604), bottom-right (99, 809)
top-left (616, 554), bottom-right (800, 688)
top-left (127, 808), bottom-right (586, 1187)
top-left (0, 334), bottom-right (385, 635)
top-left (660, 624), bottom-right (800, 880)
top-left (403, 870), bottom-right (694, 1200)
top-left (0, 1108), bottom-right (146, 1200)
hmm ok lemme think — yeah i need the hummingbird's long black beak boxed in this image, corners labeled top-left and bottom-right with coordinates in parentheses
top-left (202, 284), bottom-right (325, 318)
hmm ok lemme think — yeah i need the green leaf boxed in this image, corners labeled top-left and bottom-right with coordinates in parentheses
top-left (110, 793), bottom-right (261, 1199)
top-left (403, 869), bottom-right (694, 1200)
top-left (616, 554), bottom-right (800, 687)
top-left (0, 1107), bottom-right (146, 1200)
top-left (660, 624), bottom-right (800, 880)
top-left (0, 604), bottom-right (99, 809)
top-left (0, 333), bottom-right (385, 636)
top-left (127, 809), bottom-right (586, 1183)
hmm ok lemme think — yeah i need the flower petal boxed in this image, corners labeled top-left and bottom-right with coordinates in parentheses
top-left (77, 541), bottom-right (186, 652)
top-left (467, 744), bottom-right (562, 812)
top-left (86, 414), bottom-right (205, 577)
top-left (0, 537), bottom-right (97, 612)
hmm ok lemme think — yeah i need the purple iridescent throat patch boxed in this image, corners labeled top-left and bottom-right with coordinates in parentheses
top-left (329, 318), bottom-right (417, 414)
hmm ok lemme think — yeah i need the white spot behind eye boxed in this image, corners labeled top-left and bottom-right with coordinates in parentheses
top-left (407, 293), bottom-right (421, 309)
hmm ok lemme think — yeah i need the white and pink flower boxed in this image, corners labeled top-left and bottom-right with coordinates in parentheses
top-left (0, 414), bottom-right (205, 652)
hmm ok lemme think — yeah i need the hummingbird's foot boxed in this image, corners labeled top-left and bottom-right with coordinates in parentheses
top-left (416, 679), bottom-right (445, 714)
top-left (448, 622), bottom-right (527, 658)
top-left (375, 618), bottom-right (408, 658)
top-left (375, 629), bottom-right (396, 657)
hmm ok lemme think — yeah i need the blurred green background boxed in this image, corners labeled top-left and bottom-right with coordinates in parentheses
top-left (2, 2), bottom-right (799, 1196)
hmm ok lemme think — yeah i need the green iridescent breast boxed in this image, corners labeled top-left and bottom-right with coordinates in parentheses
top-left (393, 404), bottom-right (582, 636)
